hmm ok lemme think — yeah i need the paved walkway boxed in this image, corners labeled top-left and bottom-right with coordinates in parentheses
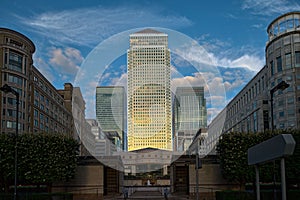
top-left (104, 191), bottom-right (190, 199)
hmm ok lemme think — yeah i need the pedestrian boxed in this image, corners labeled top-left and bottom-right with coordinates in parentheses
top-left (123, 187), bottom-right (128, 199)
top-left (164, 187), bottom-right (168, 200)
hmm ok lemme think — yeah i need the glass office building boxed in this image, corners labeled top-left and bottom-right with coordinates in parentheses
top-left (96, 86), bottom-right (125, 150)
top-left (174, 87), bottom-right (207, 151)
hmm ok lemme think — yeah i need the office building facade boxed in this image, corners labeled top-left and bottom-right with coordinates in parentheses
top-left (96, 86), bottom-right (125, 150)
top-left (31, 68), bottom-right (73, 136)
top-left (174, 87), bottom-right (207, 151)
top-left (0, 28), bottom-right (73, 136)
top-left (206, 12), bottom-right (300, 152)
top-left (127, 29), bottom-right (172, 151)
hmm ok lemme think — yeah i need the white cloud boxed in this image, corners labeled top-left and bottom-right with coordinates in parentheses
top-left (242, 0), bottom-right (300, 16)
top-left (49, 47), bottom-right (83, 76)
top-left (33, 56), bottom-right (55, 83)
top-left (110, 73), bottom-right (128, 88)
top-left (174, 40), bottom-right (264, 72)
top-left (218, 54), bottom-right (264, 71)
top-left (20, 6), bottom-right (192, 47)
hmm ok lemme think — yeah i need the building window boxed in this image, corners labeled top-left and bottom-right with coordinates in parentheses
top-left (6, 98), bottom-right (16, 106)
top-left (6, 121), bottom-right (16, 129)
top-left (34, 90), bottom-right (39, 98)
top-left (8, 51), bottom-right (23, 73)
top-left (296, 51), bottom-right (300, 67)
top-left (270, 61), bottom-right (274, 75)
top-left (253, 112), bottom-right (257, 132)
top-left (278, 99), bottom-right (284, 106)
top-left (287, 97), bottom-right (294, 104)
top-left (263, 110), bottom-right (269, 130)
top-left (5, 74), bottom-right (23, 86)
top-left (279, 111), bottom-right (285, 117)
top-left (34, 109), bottom-right (38, 117)
top-left (279, 123), bottom-right (285, 129)
top-left (7, 109), bottom-right (18, 117)
top-left (288, 109), bottom-right (295, 116)
top-left (285, 53), bottom-right (291, 69)
top-left (34, 119), bottom-right (38, 127)
top-left (276, 56), bottom-right (282, 72)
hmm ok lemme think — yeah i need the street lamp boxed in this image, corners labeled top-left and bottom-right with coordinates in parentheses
top-left (0, 84), bottom-right (20, 200)
top-left (269, 80), bottom-right (289, 200)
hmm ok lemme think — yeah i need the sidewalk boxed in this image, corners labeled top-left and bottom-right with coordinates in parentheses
top-left (104, 191), bottom-right (190, 199)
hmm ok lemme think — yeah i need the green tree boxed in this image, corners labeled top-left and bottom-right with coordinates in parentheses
top-left (0, 133), bottom-right (79, 192)
top-left (284, 130), bottom-right (300, 187)
top-left (216, 131), bottom-right (280, 189)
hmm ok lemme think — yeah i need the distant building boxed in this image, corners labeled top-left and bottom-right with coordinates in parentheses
top-left (0, 28), bottom-right (73, 136)
top-left (174, 87), bottom-right (207, 151)
top-left (96, 86), bottom-right (125, 151)
top-left (206, 11), bottom-right (300, 154)
top-left (87, 119), bottom-right (122, 156)
top-left (58, 83), bottom-right (90, 155)
top-left (127, 29), bottom-right (172, 151)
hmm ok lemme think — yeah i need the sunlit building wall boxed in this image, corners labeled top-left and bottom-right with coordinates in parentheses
top-left (127, 29), bottom-right (172, 151)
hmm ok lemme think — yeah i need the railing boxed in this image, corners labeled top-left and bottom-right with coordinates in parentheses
top-left (123, 185), bottom-right (170, 198)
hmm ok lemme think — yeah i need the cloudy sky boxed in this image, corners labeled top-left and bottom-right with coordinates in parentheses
top-left (1, 0), bottom-right (299, 121)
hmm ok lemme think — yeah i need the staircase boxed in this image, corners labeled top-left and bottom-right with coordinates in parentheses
top-left (127, 191), bottom-right (165, 199)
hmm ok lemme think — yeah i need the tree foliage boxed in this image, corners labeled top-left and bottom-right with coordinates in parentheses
top-left (0, 133), bottom-right (79, 190)
top-left (217, 130), bottom-right (300, 188)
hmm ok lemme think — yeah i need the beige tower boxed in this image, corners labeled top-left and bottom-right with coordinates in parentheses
top-left (127, 29), bottom-right (172, 151)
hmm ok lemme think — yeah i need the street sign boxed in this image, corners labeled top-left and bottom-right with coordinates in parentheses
top-left (248, 134), bottom-right (296, 165)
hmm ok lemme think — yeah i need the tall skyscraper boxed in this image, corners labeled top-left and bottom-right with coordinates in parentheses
top-left (96, 86), bottom-right (125, 150)
top-left (127, 29), bottom-right (172, 151)
top-left (174, 87), bottom-right (207, 151)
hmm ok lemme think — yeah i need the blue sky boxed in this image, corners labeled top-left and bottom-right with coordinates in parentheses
top-left (1, 0), bottom-right (300, 121)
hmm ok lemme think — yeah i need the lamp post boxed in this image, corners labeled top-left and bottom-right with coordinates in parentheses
top-left (269, 80), bottom-right (289, 200)
top-left (0, 84), bottom-right (19, 200)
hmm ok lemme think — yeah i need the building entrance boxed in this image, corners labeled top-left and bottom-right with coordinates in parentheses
top-left (174, 165), bottom-right (189, 194)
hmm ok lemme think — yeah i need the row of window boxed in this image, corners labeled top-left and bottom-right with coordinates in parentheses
top-left (3, 73), bottom-right (24, 86)
top-left (227, 73), bottom-right (268, 117)
top-left (4, 51), bottom-right (26, 74)
top-left (5, 37), bottom-right (28, 50)
top-left (268, 16), bottom-right (300, 38)
top-left (33, 76), bottom-right (64, 105)
top-left (270, 52), bottom-right (300, 75)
